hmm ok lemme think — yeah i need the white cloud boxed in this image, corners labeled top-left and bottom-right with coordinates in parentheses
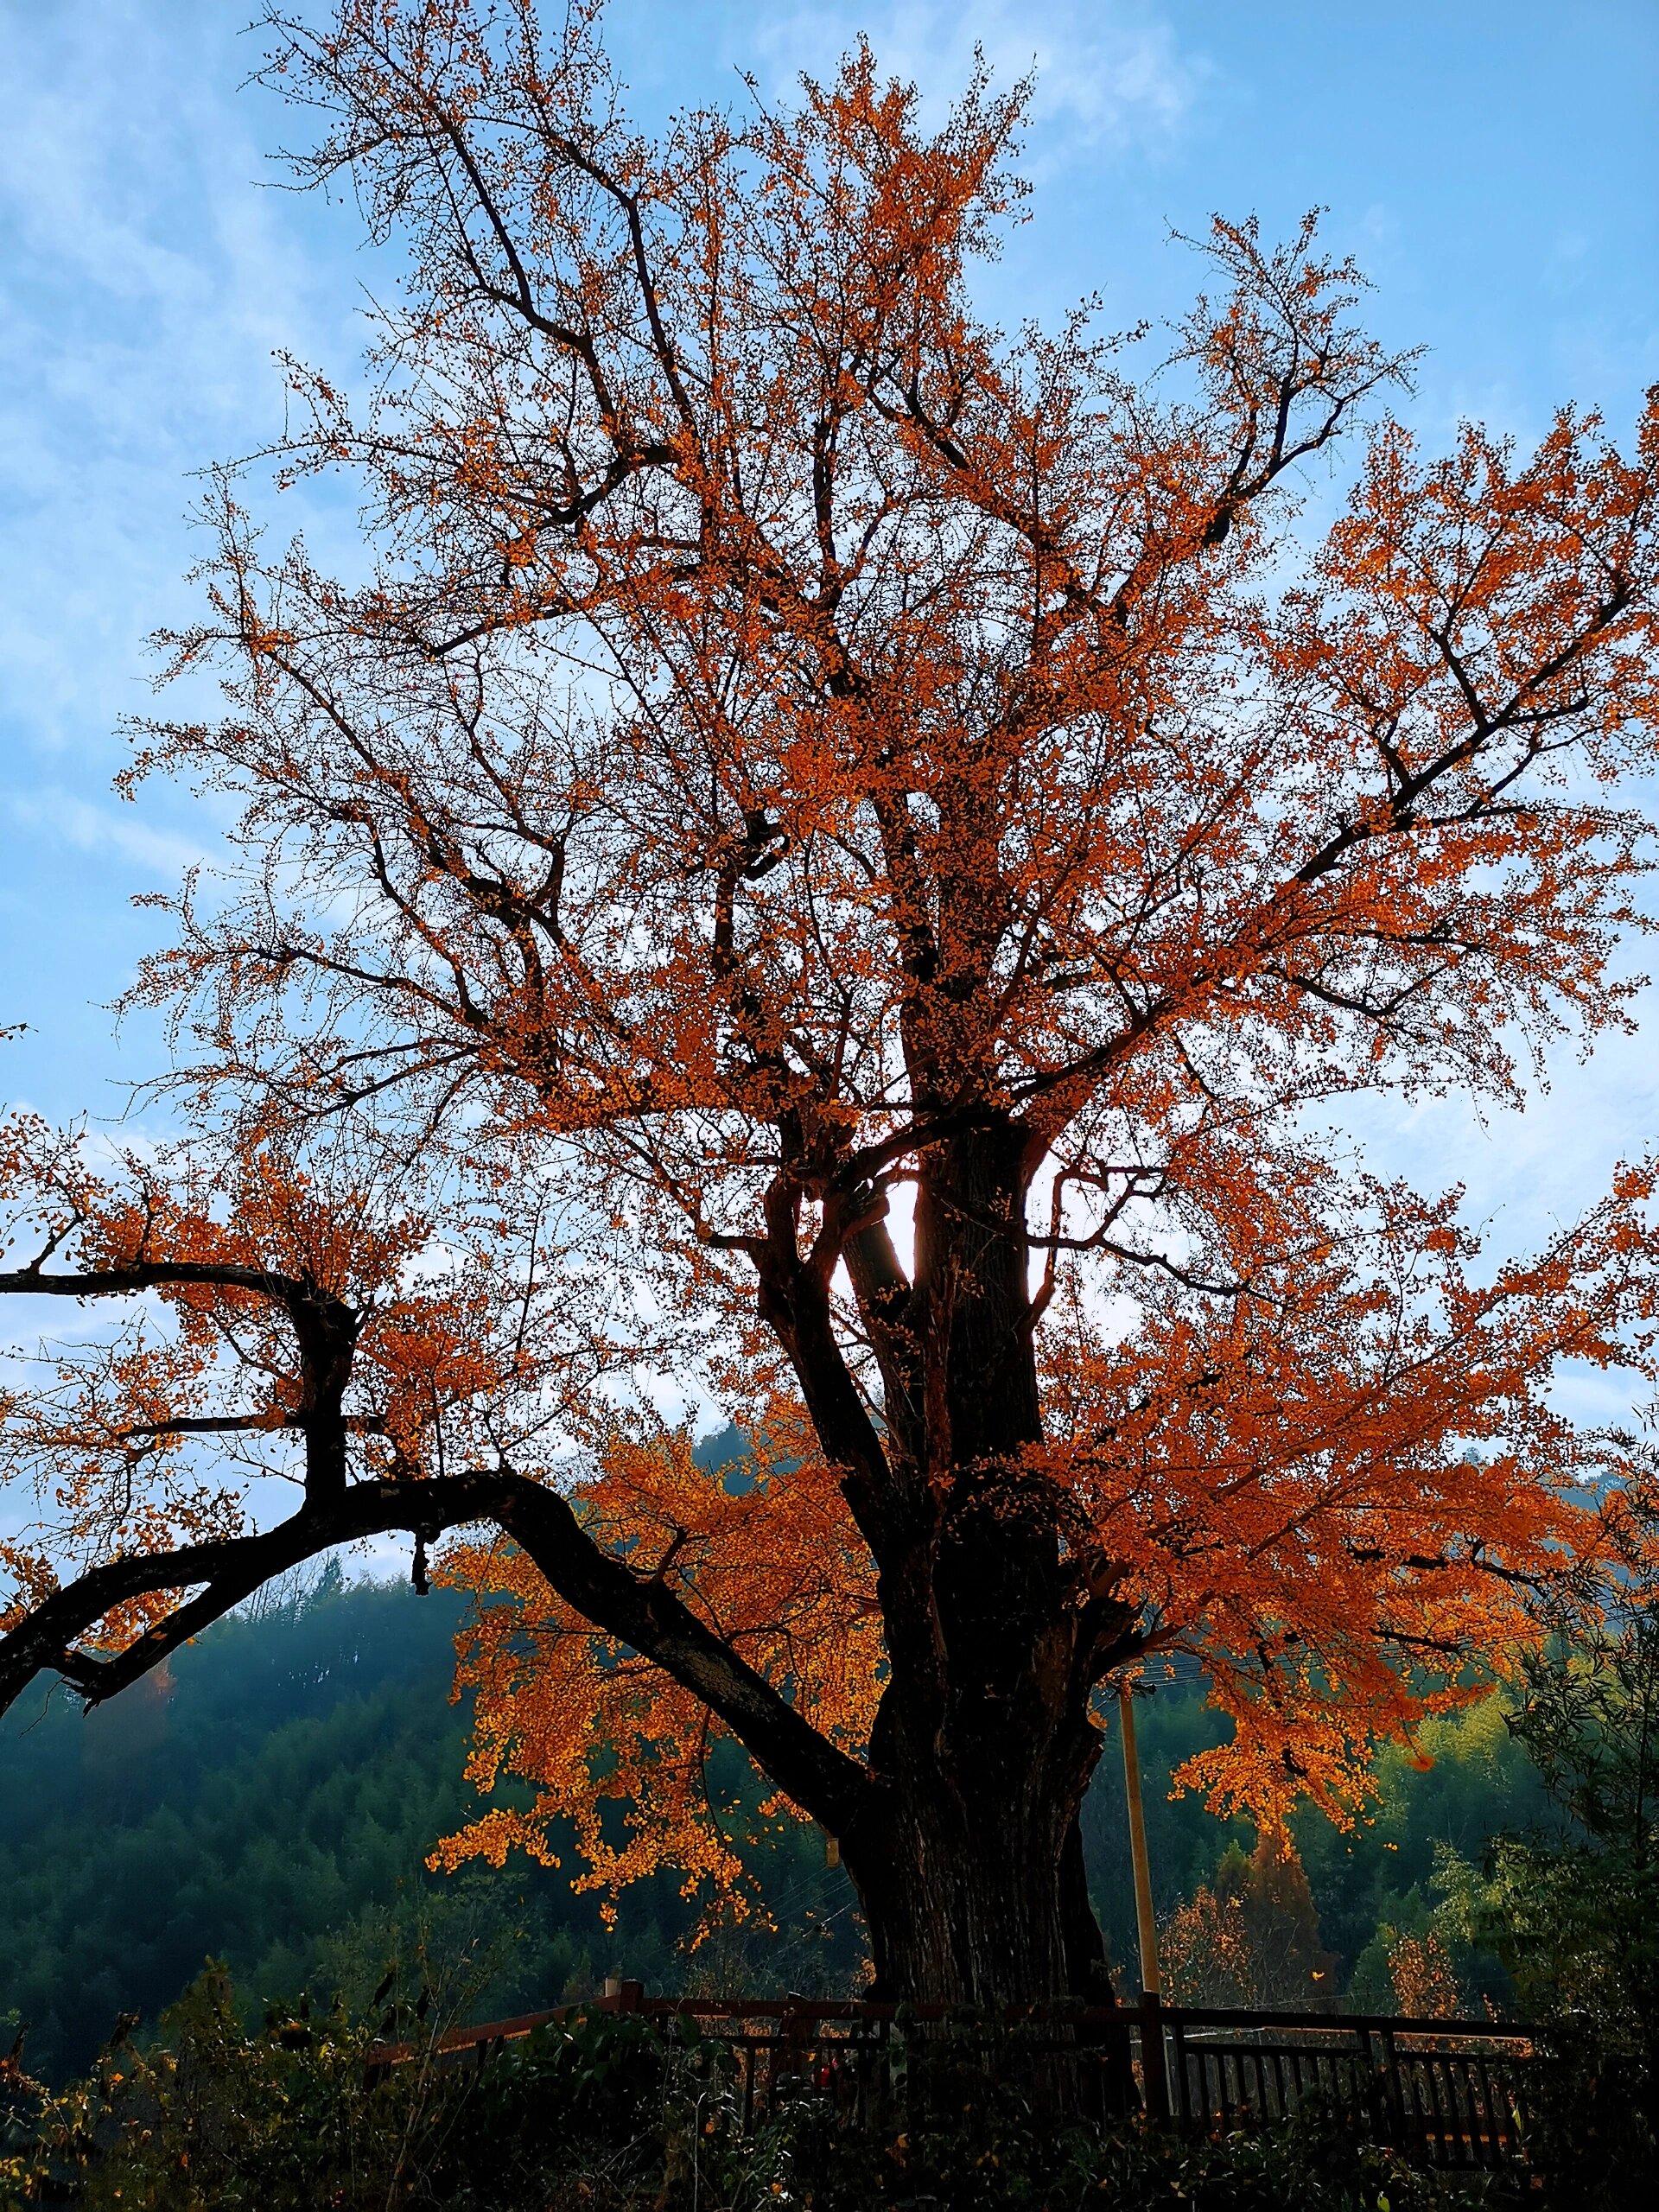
top-left (749, 0), bottom-right (1200, 156)
top-left (6, 787), bottom-right (209, 878)
top-left (0, 0), bottom-right (361, 760)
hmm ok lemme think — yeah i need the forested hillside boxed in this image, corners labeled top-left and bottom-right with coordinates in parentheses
top-left (0, 1551), bottom-right (860, 2082)
top-left (3, 1525), bottom-right (1539, 2084)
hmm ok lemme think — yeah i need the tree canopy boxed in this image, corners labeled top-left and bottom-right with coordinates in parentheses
top-left (4, 0), bottom-right (1659, 2003)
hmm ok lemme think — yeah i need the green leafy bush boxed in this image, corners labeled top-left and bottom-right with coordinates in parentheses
top-left (0, 1965), bottom-right (696, 2209)
top-left (1440, 1567), bottom-right (1659, 2211)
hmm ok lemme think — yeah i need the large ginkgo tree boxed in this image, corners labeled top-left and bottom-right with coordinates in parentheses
top-left (5, 0), bottom-right (1659, 2008)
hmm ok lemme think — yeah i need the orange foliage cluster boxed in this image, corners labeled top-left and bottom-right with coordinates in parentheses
top-left (1160, 1827), bottom-right (1338, 2010)
top-left (0, 1115), bottom-right (632, 1657)
top-left (1034, 1161), bottom-right (1659, 1819)
top-left (434, 1417), bottom-right (880, 1918)
top-left (1386, 1928), bottom-right (1465, 2021)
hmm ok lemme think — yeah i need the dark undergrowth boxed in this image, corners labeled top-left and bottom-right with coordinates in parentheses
top-left (0, 1967), bottom-right (1529, 2212)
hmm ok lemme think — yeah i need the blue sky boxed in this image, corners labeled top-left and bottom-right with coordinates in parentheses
top-left (1, 0), bottom-right (1655, 1406)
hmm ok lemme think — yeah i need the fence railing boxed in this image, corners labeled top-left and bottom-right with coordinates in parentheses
top-left (1159, 2002), bottom-right (1534, 2171)
top-left (368, 1983), bottom-right (1537, 2172)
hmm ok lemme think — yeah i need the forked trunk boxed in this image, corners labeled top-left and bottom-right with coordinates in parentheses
top-left (827, 1122), bottom-right (1122, 2009)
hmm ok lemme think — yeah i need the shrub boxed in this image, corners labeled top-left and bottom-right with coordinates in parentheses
top-left (0, 1967), bottom-right (677, 2209)
top-left (1, 1975), bottom-right (1524, 2211)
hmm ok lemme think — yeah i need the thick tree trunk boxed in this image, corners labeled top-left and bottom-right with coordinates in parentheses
top-left (1060, 1812), bottom-right (1119, 2004)
top-left (773, 1114), bottom-right (1136, 2012)
top-left (846, 1789), bottom-right (1074, 2004)
top-left (835, 1122), bottom-right (1118, 2005)
top-left (840, 1700), bottom-right (1109, 2006)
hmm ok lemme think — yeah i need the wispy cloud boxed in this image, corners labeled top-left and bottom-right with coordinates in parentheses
top-left (749, 0), bottom-right (1200, 157)
top-left (0, 1), bottom-right (366, 1114)
top-left (0, 0), bottom-right (359, 760)
top-left (7, 788), bottom-right (209, 879)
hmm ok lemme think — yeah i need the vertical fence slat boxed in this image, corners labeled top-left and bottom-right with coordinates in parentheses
top-left (1450, 2054), bottom-right (1473, 2166)
top-left (1167, 2009), bottom-right (1190, 2126)
top-left (1474, 2055), bottom-right (1503, 2165)
top-left (1457, 2055), bottom-right (1483, 2167)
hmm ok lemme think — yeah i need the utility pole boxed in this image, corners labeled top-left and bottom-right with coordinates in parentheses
top-left (1117, 1680), bottom-right (1160, 1998)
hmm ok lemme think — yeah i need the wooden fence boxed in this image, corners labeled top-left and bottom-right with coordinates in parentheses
top-left (370, 1982), bottom-right (1537, 2174)
top-left (1158, 2001), bottom-right (1533, 2171)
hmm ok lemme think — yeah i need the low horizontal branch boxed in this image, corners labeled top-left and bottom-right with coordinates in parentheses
top-left (0, 1469), bottom-right (870, 1836)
